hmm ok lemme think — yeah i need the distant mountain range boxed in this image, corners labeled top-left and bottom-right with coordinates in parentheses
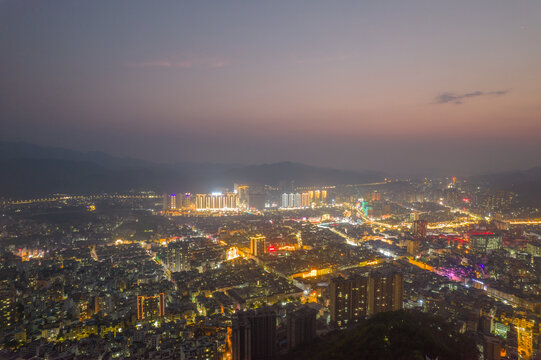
top-left (471, 167), bottom-right (541, 206)
top-left (0, 141), bottom-right (152, 169)
top-left (471, 167), bottom-right (541, 187)
top-left (3, 141), bottom-right (540, 204)
top-left (0, 142), bottom-right (382, 199)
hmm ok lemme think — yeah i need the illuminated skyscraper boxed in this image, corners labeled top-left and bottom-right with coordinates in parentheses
top-left (330, 268), bottom-right (403, 327)
top-left (0, 288), bottom-right (15, 329)
top-left (167, 241), bottom-right (190, 272)
top-left (367, 190), bottom-right (382, 202)
top-left (314, 190), bottom-right (321, 202)
top-left (321, 189), bottom-right (327, 203)
top-left (137, 293), bottom-right (165, 320)
top-left (196, 194), bottom-right (206, 209)
top-left (163, 193), bottom-right (194, 211)
top-left (282, 193), bottom-right (302, 208)
top-left (237, 185), bottom-right (249, 207)
top-left (367, 269), bottom-right (404, 315)
top-left (183, 193), bottom-right (193, 209)
top-left (194, 193), bottom-right (239, 210)
top-left (295, 193), bottom-right (301, 207)
top-left (281, 193), bottom-right (289, 208)
top-left (301, 192), bottom-right (310, 207)
top-left (299, 188), bottom-right (328, 206)
top-left (227, 192), bottom-right (238, 208)
top-left (329, 275), bottom-right (368, 327)
top-left (163, 193), bottom-right (177, 211)
top-left (250, 235), bottom-right (266, 257)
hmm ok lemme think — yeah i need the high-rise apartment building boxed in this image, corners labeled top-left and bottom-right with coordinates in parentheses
top-left (368, 270), bottom-right (404, 315)
top-left (166, 241), bottom-right (190, 272)
top-left (163, 193), bottom-right (178, 210)
top-left (281, 193), bottom-right (302, 208)
top-left (137, 293), bottom-right (165, 320)
top-left (250, 235), bottom-right (266, 257)
top-left (163, 193), bottom-right (194, 211)
top-left (329, 268), bottom-right (403, 327)
top-left (170, 194), bottom-right (177, 210)
top-left (480, 190), bottom-right (515, 213)
top-left (287, 306), bottom-right (317, 350)
top-left (0, 288), bottom-right (15, 329)
top-left (232, 308), bottom-right (276, 360)
top-left (329, 275), bottom-right (368, 327)
top-left (300, 189), bottom-right (328, 205)
top-left (367, 190), bottom-right (382, 202)
top-left (236, 184), bottom-right (249, 206)
top-left (195, 193), bottom-right (239, 210)
top-left (483, 335), bottom-right (504, 360)
top-left (281, 193), bottom-right (289, 208)
top-left (301, 192), bottom-right (311, 207)
top-left (288, 193), bottom-right (295, 208)
top-left (406, 239), bottom-right (420, 256)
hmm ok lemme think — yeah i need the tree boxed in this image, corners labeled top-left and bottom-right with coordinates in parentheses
top-left (285, 310), bottom-right (478, 360)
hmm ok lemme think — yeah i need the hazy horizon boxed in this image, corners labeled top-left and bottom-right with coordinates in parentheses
top-left (2, 1), bottom-right (540, 176)
top-left (2, 140), bottom-right (539, 178)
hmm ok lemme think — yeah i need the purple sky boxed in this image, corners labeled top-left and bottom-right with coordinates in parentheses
top-left (1, 1), bottom-right (540, 175)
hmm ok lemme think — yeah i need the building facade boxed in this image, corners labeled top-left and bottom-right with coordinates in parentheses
top-left (330, 268), bottom-right (403, 327)
top-left (250, 235), bottom-right (266, 257)
top-left (232, 308), bottom-right (276, 360)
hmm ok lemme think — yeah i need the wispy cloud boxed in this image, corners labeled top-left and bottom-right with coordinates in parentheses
top-left (435, 90), bottom-right (509, 104)
top-left (129, 56), bottom-right (227, 69)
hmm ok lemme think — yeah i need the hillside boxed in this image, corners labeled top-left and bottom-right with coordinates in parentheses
top-left (284, 311), bottom-right (478, 360)
top-left (471, 167), bottom-right (541, 206)
top-left (0, 142), bottom-right (382, 198)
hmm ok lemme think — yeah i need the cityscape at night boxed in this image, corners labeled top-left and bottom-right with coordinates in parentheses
top-left (1, 1), bottom-right (541, 360)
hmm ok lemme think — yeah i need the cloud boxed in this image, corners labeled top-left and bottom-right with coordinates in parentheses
top-left (129, 56), bottom-right (227, 69)
top-left (435, 90), bottom-right (509, 104)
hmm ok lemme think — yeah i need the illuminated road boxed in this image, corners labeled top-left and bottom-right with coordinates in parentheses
top-left (351, 201), bottom-right (485, 231)
top-left (353, 207), bottom-right (398, 229)
top-left (507, 219), bottom-right (541, 225)
top-left (3, 194), bottom-right (161, 206)
top-left (322, 225), bottom-right (359, 246)
top-left (444, 204), bottom-right (483, 221)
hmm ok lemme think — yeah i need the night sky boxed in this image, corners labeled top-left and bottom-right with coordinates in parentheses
top-left (1, 1), bottom-right (540, 175)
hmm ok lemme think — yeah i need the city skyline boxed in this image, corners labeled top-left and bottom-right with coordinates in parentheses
top-left (1, 1), bottom-right (541, 175)
top-left (2, 2), bottom-right (541, 359)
